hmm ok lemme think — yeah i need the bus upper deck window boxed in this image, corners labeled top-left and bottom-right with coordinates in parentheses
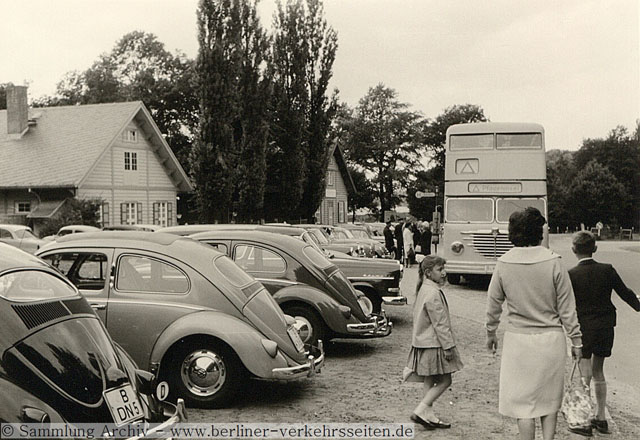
top-left (449, 134), bottom-right (493, 150)
top-left (496, 133), bottom-right (542, 149)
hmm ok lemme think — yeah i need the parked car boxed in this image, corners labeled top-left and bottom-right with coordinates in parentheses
top-left (0, 242), bottom-right (186, 428)
top-left (294, 224), bottom-right (376, 258)
top-left (0, 224), bottom-right (46, 253)
top-left (160, 224), bottom-right (406, 313)
top-left (190, 230), bottom-right (392, 345)
top-left (361, 222), bottom-right (387, 245)
top-left (37, 232), bottom-right (323, 408)
top-left (336, 224), bottom-right (392, 258)
top-left (42, 224), bottom-right (101, 241)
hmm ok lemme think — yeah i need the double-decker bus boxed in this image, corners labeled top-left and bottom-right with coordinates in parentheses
top-left (441, 122), bottom-right (548, 284)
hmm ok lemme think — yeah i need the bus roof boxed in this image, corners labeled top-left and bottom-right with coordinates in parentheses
top-left (446, 122), bottom-right (544, 136)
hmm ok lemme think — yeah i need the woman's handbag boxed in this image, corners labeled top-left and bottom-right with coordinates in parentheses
top-left (560, 360), bottom-right (593, 436)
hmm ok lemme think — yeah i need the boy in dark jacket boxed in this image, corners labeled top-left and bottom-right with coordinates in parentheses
top-left (569, 231), bottom-right (640, 434)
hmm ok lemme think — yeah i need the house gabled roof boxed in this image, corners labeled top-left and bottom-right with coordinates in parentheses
top-left (330, 141), bottom-right (357, 195)
top-left (0, 101), bottom-right (192, 192)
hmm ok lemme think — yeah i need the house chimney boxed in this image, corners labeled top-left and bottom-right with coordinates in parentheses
top-left (7, 85), bottom-right (29, 138)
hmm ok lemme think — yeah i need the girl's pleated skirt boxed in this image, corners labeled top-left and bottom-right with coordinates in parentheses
top-left (403, 346), bottom-right (464, 382)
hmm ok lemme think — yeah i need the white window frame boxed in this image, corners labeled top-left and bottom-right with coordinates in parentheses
top-left (124, 129), bottom-right (138, 143)
top-left (122, 202), bottom-right (138, 225)
top-left (15, 201), bottom-right (31, 214)
top-left (327, 170), bottom-right (335, 186)
top-left (124, 152), bottom-right (138, 171)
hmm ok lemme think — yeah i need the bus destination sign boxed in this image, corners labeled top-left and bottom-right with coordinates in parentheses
top-left (468, 182), bottom-right (522, 193)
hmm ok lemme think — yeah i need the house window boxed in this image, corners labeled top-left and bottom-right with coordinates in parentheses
top-left (124, 129), bottom-right (138, 143)
top-left (124, 152), bottom-right (138, 171)
top-left (338, 201), bottom-right (345, 223)
top-left (121, 202), bottom-right (142, 225)
top-left (327, 170), bottom-right (335, 186)
top-left (153, 202), bottom-right (173, 227)
top-left (15, 201), bottom-right (31, 214)
top-left (97, 203), bottom-right (110, 227)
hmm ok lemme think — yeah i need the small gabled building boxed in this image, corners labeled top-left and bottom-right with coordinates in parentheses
top-left (315, 143), bottom-right (356, 225)
top-left (0, 85), bottom-right (192, 235)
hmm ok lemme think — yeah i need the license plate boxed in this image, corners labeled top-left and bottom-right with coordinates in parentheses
top-left (103, 384), bottom-right (144, 426)
top-left (287, 326), bottom-right (305, 352)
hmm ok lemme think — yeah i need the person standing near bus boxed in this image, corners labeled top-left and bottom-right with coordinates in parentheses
top-left (486, 207), bottom-right (582, 440)
top-left (569, 231), bottom-right (640, 434)
top-left (403, 222), bottom-right (415, 268)
top-left (395, 221), bottom-right (404, 263)
top-left (384, 220), bottom-right (397, 258)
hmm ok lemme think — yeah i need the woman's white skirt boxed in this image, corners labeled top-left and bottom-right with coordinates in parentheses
top-left (499, 330), bottom-right (567, 419)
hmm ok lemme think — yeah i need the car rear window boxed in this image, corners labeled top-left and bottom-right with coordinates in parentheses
top-left (214, 255), bottom-right (255, 287)
top-left (0, 270), bottom-right (77, 301)
top-left (302, 246), bottom-right (333, 269)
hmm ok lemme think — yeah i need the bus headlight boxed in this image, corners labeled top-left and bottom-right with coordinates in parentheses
top-left (451, 241), bottom-right (464, 254)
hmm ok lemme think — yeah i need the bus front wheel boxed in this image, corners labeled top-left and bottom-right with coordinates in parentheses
top-left (447, 274), bottom-right (461, 285)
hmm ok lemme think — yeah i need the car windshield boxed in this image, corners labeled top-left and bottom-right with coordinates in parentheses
top-left (350, 229), bottom-right (369, 239)
top-left (0, 269), bottom-right (77, 301)
top-left (14, 229), bottom-right (37, 240)
top-left (446, 198), bottom-right (493, 223)
top-left (496, 198), bottom-right (546, 223)
top-left (332, 229), bottom-right (351, 240)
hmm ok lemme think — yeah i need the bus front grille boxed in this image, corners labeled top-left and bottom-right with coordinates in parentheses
top-left (462, 232), bottom-right (513, 259)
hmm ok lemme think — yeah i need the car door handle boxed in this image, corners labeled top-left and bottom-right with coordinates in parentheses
top-left (90, 303), bottom-right (106, 310)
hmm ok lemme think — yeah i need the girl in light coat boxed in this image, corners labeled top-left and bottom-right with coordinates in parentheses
top-left (403, 255), bottom-right (463, 429)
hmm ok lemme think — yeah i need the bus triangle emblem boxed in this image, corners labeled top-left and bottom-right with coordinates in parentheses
top-left (457, 159), bottom-right (478, 174)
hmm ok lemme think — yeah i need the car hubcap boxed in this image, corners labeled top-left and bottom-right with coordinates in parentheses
top-left (180, 349), bottom-right (226, 397)
top-left (293, 316), bottom-right (314, 344)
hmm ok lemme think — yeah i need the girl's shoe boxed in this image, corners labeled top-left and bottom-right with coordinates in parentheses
top-left (424, 418), bottom-right (451, 429)
top-left (410, 414), bottom-right (435, 430)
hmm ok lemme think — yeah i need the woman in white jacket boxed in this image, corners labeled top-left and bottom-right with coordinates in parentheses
top-left (403, 222), bottom-right (415, 268)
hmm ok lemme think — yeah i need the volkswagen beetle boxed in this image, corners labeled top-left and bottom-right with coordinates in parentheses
top-left (190, 230), bottom-right (392, 346)
top-left (36, 232), bottom-right (323, 408)
top-left (0, 242), bottom-right (186, 430)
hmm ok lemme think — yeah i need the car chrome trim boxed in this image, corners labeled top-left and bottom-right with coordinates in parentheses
top-left (271, 340), bottom-right (325, 379)
top-left (127, 399), bottom-right (188, 440)
top-left (346, 311), bottom-right (392, 337)
top-left (382, 296), bottom-right (407, 305)
top-left (348, 276), bottom-right (395, 281)
top-left (103, 299), bottom-right (208, 311)
top-left (255, 277), bottom-right (298, 285)
top-left (386, 287), bottom-right (400, 293)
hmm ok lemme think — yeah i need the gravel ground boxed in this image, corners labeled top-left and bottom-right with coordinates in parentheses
top-left (188, 266), bottom-right (640, 439)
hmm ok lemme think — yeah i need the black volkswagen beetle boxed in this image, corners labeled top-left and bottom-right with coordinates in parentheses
top-left (190, 230), bottom-right (392, 346)
top-left (0, 242), bottom-right (186, 429)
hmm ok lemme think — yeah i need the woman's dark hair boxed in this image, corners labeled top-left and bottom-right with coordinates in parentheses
top-left (508, 207), bottom-right (546, 247)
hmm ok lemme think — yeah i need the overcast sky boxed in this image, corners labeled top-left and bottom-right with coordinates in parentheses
top-left (2, 0), bottom-right (638, 150)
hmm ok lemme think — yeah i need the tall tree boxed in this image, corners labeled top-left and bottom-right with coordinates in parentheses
top-left (266, 0), bottom-right (338, 222)
top-left (347, 166), bottom-right (377, 219)
top-left (234, 0), bottom-right (272, 222)
top-left (546, 149), bottom-right (577, 231)
top-left (341, 84), bottom-right (425, 220)
top-left (568, 160), bottom-right (628, 228)
top-left (191, 0), bottom-right (242, 222)
top-left (573, 125), bottom-right (639, 228)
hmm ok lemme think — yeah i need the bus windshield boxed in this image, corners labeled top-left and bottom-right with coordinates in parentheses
top-left (496, 198), bottom-right (546, 223)
top-left (446, 198), bottom-right (493, 223)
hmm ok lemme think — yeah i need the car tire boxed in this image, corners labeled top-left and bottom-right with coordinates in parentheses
top-left (357, 288), bottom-right (383, 314)
top-left (166, 340), bottom-right (244, 408)
top-left (283, 305), bottom-right (325, 347)
top-left (447, 274), bottom-right (461, 285)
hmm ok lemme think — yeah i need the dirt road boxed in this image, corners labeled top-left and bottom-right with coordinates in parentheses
top-left (188, 266), bottom-right (640, 439)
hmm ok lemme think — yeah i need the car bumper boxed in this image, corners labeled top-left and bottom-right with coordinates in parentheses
top-left (272, 341), bottom-right (325, 379)
top-left (346, 311), bottom-right (392, 337)
top-left (129, 399), bottom-right (187, 440)
top-left (382, 295), bottom-right (407, 305)
top-left (445, 261), bottom-right (496, 275)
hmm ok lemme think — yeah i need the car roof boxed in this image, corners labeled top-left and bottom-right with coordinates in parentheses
top-left (59, 224), bottom-right (100, 232)
top-left (0, 224), bottom-right (32, 231)
top-left (191, 230), bottom-right (309, 250)
top-left (0, 242), bottom-right (50, 272)
top-left (53, 231), bottom-right (183, 246)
